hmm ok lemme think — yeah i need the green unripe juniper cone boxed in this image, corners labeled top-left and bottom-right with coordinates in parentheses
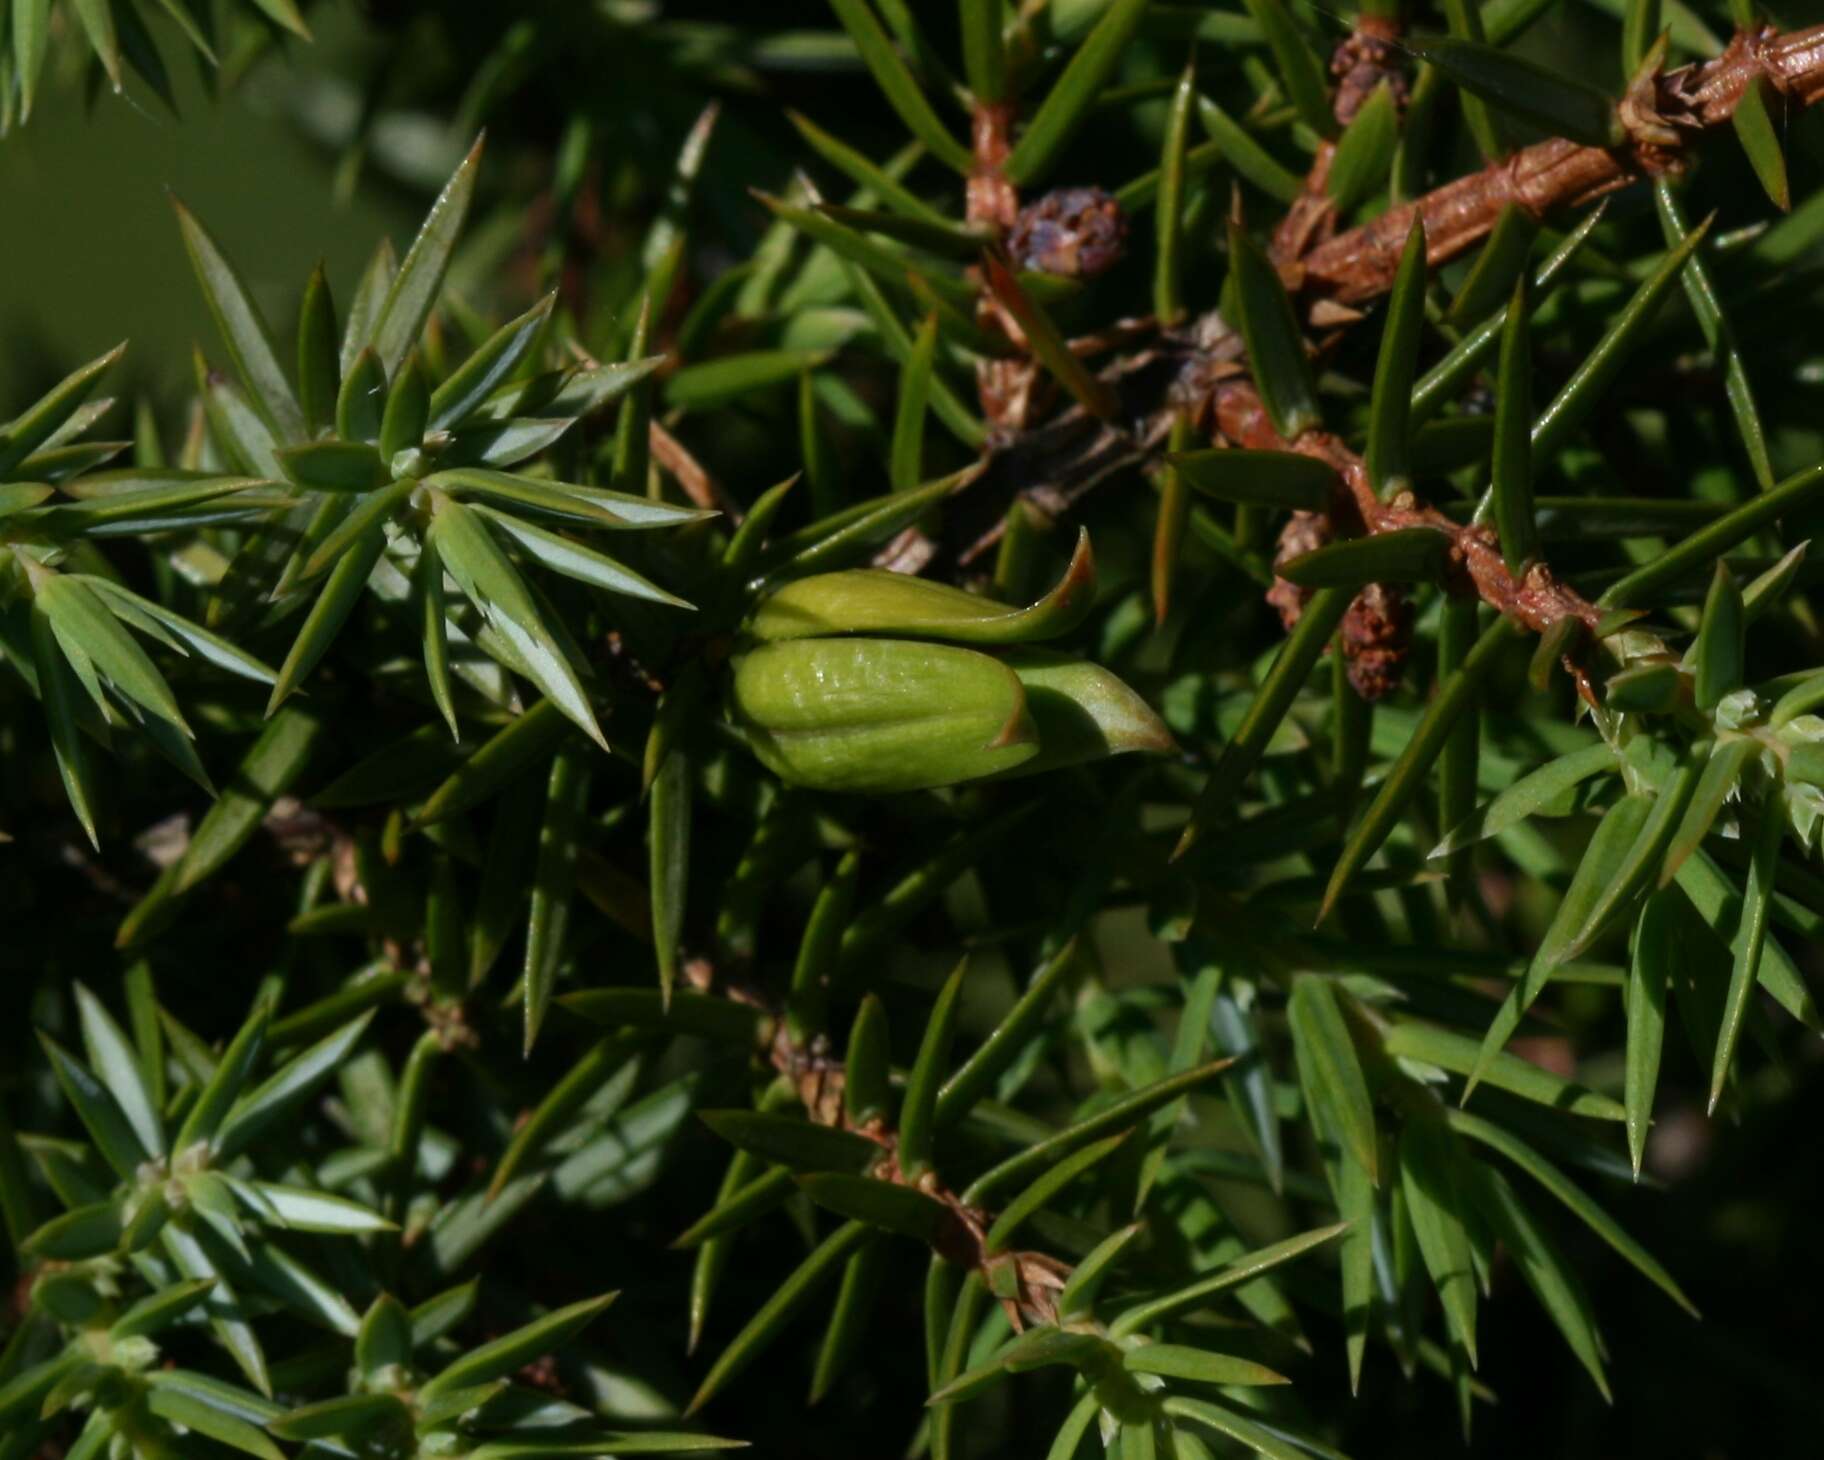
top-left (730, 532), bottom-right (1173, 791)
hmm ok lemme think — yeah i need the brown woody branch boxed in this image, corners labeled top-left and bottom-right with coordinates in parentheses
top-left (1209, 376), bottom-right (1606, 700)
top-left (762, 1018), bottom-right (1073, 1330)
top-left (1271, 13), bottom-right (1412, 273)
top-left (1229, 29), bottom-right (1824, 692)
top-left (1293, 24), bottom-right (1824, 305)
top-left (934, 25), bottom-right (1824, 573)
top-left (948, 29), bottom-right (1824, 688)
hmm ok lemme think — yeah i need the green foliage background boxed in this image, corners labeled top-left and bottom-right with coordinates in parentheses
top-left (4, 2), bottom-right (1824, 1458)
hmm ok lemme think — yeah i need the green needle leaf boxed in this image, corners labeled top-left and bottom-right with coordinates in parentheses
top-left (672, 1166), bottom-right (795, 1250)
top-left (898, 959), bottom-right (966, 1183)
top-left (475, 506), bottom-right (692, 608)
top-left (1677, 850), bottom-right (1822, 1032)
top-left (1466, 791), bottom-right (1654, 1099)
top-left (1601, 460), bottom-right (1824, 608)
top-left (1447, 205), bottom-right (1538, 329)
top-left (1197, 96), bottom-right (1306, 206)
top-left (1532, 216), bottom-right (1712, 462)
top-left (958, 0), bottom-right (1004, 101)
top-left (1491, 273), bottom-right (1536, 572)
top-left (248, 0), bottom-right (311, 38)
top-left (429, 294), bottom-right (554, 431)
top-left (825, 0), bottom-right (971, 173)
top-left (982, 255), bottom-right (1117, 419)
top-left (786, 111), bottom-right (951, 225)
top-left (1364, 220), bottom-right (1428, 501)
top-left (1243, 0), bottom-right (1335, 138)
top-left (1328, 82), bottom-right (1399, 215)
top-left (524, 742), bottom-right (592, 1054)
top-left (1732, 74), bottom-right (1790, 213)
top-left (14, 0), bottom-right (52, 122)
top-left (937, 939), bottom-right (1079, 1126)
top-left (378, 351), bottom-right (429, 462)
top-left (1409, 32), bottom-right (1621, 147)
top-left (1167, 448), bottom-right (1339, 512)
top-left (235, 1180), bottom-right (391, 1233)
top-left (809, 1238), bottom-right (886, 1403)
top-left (1057, 1222), bottom-right (1144, 1321)
top-left (891, 313), bottom-right (937, 491)
top-left (1228, 220), bottom-right (1319, 440)
top-left (796, 1173), bottom-right (949, 1241)
top-left (1163, 1397), bottom-right (1308, 1460)
top-left (73, 983), bottom-right (162, 1161)
top-left (172, 197), bottom-right (305, 442)
top-left (1109, 1222), bottom-right (1348, 1336)
top-left (985, 1128), bottom-right (1132, 1255)
top-left (1624, 891), bottom-right (1676, 1180)
top-left (30, 602), bottom-right (101, 849)
top-left (0, 343), bottom-right (124, 474)
top-left (36, 573), bottom-right (189, 735)
top-left (648, 701), bottom-right (692, 1006)
top-left (1321, 615), bottom-right (1519, 920)
top-left (1655, 180), bottom-right (1774, 491)
top-left (112, 1279), bottom-right (218, 1341)
top-left (1400, 1115), bottom-right (1478, 1365)
top-left (420, 1292), bottom-right (616, 1403)
top-left (1125, 1345), bottom-right (1289, 1387)
top-left (561, 988), bottom-right (767, 1046)
top-left (786, 849), bottom-right (860, 1039)
top-left (267, 1393), bottom-right (412, 1443)
top-left (1432, 742), bottom-right (1616, 857)
top-left (296, 262), bottom-right (339, 437)
top-left (71, 0), bottom-right (121, 91)
top-left (699, 1110), bottom-right (881, 1175)
top-left (963, 1060), bottom-right (1233, 1205)
top-left (1176, 586), bottom-right (1352, 858)
top-left (431, 466), bottom-right (710, 530)
top-left (1155, 60), bottom-right (1197, 323)
top-left (174, 1001), bottom-right (270, 1156)
top-left (414, 535), bottom-right (459, 739)
top-left (145, 1387), bottom-right (283, 1460)
top-left (335, 347), bottom-right (388, 446)
top-left (1004, 0), bottom-right (1150, 183)
top-left (1413, 203), bottom-right (1608, 426)
top-left (1466, 1163), bottom-right (1608, 1397)
top-left (275, 440), bottom-right (388, 492)
top-left (269, 521), bottom-right (391, 714)
top-left (1660, 738), bottom-right (1758, 889)
top-left (1560, 746), bottom-right (1706, 964)
top-left (1384, 1023), bottom-right (1623, 1120)
top-left (216, 1012), bottom-right (374, 1163)
top-left (1449, 1105), bottom-right (1694, 1315)
top-left (1277, 527), bottom-right (1451, 590)
top-left (339, 239), bottom-right (397, 377)
top-left (1289, 978), bottom-right (1378, 1183)
top-left (369, 135), bottom-right (484, 374)
top-left (414, 700), bottom-right (569, 825)
top-left (1693, 563), bottom-right (1745, 711)
top-left (1711, 805), bottom-right (1784, 1113)
top-left (430, 492), bottom-right (605, 748)
top-left (843, 995), bottom-right (892, 1127)
top-left (688, 1221), bottom-right (870, 1414)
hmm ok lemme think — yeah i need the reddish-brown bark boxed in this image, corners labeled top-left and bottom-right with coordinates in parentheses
top-left (760, 1003), bottom-right (1074, 1329)
top-left (1296, 24), bottom-right (1824, 304)
top-left (1212, 378), bottom-right (1605, 698)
